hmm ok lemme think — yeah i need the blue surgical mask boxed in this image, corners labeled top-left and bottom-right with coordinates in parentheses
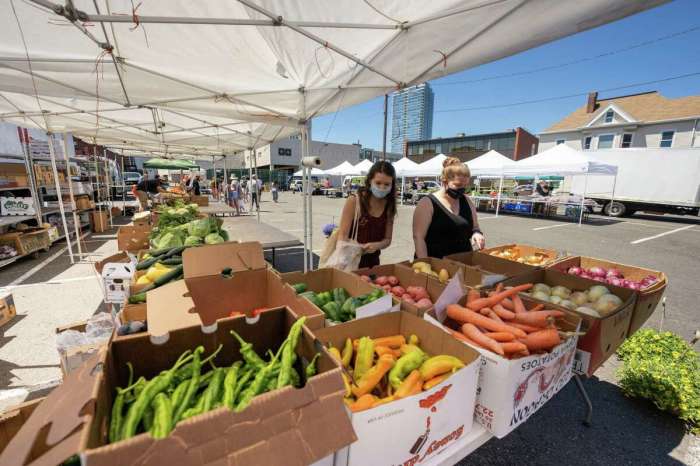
top-left (370, 183), bottom-right (391, 199)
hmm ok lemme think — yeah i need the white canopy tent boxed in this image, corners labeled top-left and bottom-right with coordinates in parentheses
top-left (0, 0), bottom-right (663, 269)
top-left (500, 144), bottom-right (618, 224)
top-left (403, 153), bottom-right (447, 177)
top-left (351, 159), bottom-right (374, 175)
top-left (323, 160), bottom-right (357, 176)
top-left (293, 167), bottom-right (326, 177)
top-left (392, 157), bottom-right (420, 177)
top-left (467, 150), bottom-right (512, 177)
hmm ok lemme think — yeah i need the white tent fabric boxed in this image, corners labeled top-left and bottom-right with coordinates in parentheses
top-left (293, 167), bottom-right (326, 176)
top-left (392, 157), bottom-right (419, 177)
top-left (403, 153), bottom-right (446, 177)
top-left (323, 160), bottom-right (356, 176)
top-left (352, 159), bottom-right (374, 175)
top-left (467, 150), bottom-right (512, 177)
top-left (0, 0), bottom-right (665, 154)
top-left (502, 144), bottom-right (618, 176)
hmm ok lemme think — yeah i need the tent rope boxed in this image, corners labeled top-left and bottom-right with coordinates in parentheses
top-left (129, 0), bottom-right (149, 46)
top-left (433, 50), bottom-right (448, 70)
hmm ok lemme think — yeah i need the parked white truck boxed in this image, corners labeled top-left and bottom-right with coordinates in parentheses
top-left (569, 148), bottom-right (700, 217)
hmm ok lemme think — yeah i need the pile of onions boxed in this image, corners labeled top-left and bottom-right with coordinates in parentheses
top-left (567, 265), bottom-right (659, 290)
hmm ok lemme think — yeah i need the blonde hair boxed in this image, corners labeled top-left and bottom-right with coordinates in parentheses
top-left (441, 156), bottom-right (470, 182)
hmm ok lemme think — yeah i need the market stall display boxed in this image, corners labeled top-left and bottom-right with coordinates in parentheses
top-left (480, 243), bottom-right (558, 266)
top-left (294, 286), bottom-right (385, 324)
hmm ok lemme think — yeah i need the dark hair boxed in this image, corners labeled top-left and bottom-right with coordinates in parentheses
top-left (358, 160), bottom-right (397, 218)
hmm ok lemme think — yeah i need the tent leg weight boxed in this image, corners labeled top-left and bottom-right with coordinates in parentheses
top-left (573, 374), bottom-right (593, 427)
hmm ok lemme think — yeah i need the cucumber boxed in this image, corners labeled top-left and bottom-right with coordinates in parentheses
top-left (161, 246), bottom-right (186, 260)
top-left (128, 284), bottom-right (154, 304)
top-left (153, 265), bottom-right (184, 287)
top-left (159, 257), bottom-right (182, 265)
top-left (136, 256), bottom-right (161, 271)
top-left (145, 247), bottom-right (174, 256)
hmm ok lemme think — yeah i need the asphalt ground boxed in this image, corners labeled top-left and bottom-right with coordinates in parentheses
top-left (0, 192), bottom-right (698, 464)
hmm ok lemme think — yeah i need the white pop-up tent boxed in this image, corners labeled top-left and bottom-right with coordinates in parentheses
top-left (351, 159), bottom-right (375, 175)
top-left (293, 167), bottom-right (326, 177)
top-left (392, 157), bottom-right (419, 176)
top-left (323, 161), bottom-right (357, 176)
top-left (467, 150), bottom-right (512, 177)
top-left (403, 154), bottom-right (447, 177)
top-left (500, 144), bottom-right (618, 224)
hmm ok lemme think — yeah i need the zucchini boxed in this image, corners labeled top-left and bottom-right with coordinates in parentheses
top-left (161, 246), bottom-right (186, 260)
top-left (128, 284), bottom-right (155, 304)
top-left (159, 257), bottom-right (182, 265)
top-left (136, 256), bottom-right (161, 271)
top-left (153, 265), bottom-right (184, 287)
top-left (145, 247), bottom-right (174, 256)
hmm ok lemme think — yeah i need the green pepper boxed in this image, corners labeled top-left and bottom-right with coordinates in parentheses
top-left (121, 350), bottom-right (194, 440)
top-left (173, 346), bottom-right (205, 424)
top-left (290, 367), bottom-right (300, 387)
top-left (299, 291), bottom-right (320, 307)
top-left (108, 363), bottom-right (138, 444)
top-left (389, 347), bottom-right (428, 389)
top-left (276, 317), bottom-right (307, 389)
top-left (172, 344), bottom-right (221, 386)
top-left (222, 361), bottom-right (243, 409)
top-left (235, 349), bottom-right (280, 412)
top-left (233, 367), bottom-right (254, 402)
top-left (150, 393), bottom-right (172, 439)
top-left (354, 337), bottom-right (375, 381)
top-left (341, 297), bottom-right (354, 317)
top-left (317, 291), bottom-right (332, 305)
top-left (305, 353), bottom-right (320, 380)
top-left (143, 405), bottom-right (154, 432)
top-left (341, 338), bottom-right (353, 368)
top-left (231, 330), bottom-right (266, 369)
top-left (291, 283), bottom-right (307, 294)
top-left (200, 367), bottom-right (225, 413)
top-left (322, 302), bottom-right (341, 322)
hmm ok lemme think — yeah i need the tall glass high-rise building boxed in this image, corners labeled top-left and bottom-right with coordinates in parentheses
top-left (391, 83), bottom-right (434, 154)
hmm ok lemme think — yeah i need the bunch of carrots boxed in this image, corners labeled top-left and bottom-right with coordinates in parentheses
top-left (445, 283), bottom-right (571, 359)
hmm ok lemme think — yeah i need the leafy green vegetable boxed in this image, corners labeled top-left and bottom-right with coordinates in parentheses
top-left (204, 233), bottom-right (224, 245)
top-left (156, 231), bottom-right (184, 249)
top-left (187, 219), bottom-right (210, 238)
top-left (184, 235), bottom-right (203, 246)
top-left (617, 329), bottom-right (700, 432)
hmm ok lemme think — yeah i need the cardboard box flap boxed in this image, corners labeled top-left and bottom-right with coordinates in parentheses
top-left (94, 252), bottom-right (131, 276)
top-left (0, 351), bottom-right (103, 466)
top-left (182, 242), bottom-right (265, 279)
top-left (148, 280), bottom-right (200, 340)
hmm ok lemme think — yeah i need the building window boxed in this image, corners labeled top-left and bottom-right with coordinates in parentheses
top-left (620, 133), bottom-right (633, 148)
top-left (583, 136), bottom-right (592, 150)
top-left (604, 110), bottom-right (614, 123)
top-left (556, 139), bottom-right (565, 145)
top-left (597, 134), bottom-right (614, 149)
top-left (660, 131), bottom-right (674, 148)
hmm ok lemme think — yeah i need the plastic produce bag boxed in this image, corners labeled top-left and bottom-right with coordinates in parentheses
top-left (319, 197), bottom-right (363, 272)
top-left (85, 312), bottom-right (114, 341)
top-left (55, 330), bottom-right (88, 355)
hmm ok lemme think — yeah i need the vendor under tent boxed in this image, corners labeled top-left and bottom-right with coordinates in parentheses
top-left (499, 144), bottom-right (618, 224)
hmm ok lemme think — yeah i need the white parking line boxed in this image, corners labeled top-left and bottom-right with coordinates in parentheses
top-left (630, 225), bottom-right (695, 244)
top-left (532, 223), bottom-right (572, 231)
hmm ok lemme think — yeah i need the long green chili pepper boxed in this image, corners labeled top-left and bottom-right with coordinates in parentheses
top-left (125, 376), bottom-right (146, 404)
top-left (222, 361), bottom-right (243, 409)
top-left (143, 406), bottom-right (154, 432)
top-left (173, 346), bottom-right (204, 424)
top-left (235, 348), bottom-right (281, 412)
top-left (198, 370), bottom-right (214, 390)
top-left (305, 353), bottom-right (320, 380)
top-left (121, 349), bottom-right (194, 440)
top-left (201, 367), bottom-right (225, 412)
top-left (289, 367), bottom-right (300, 387)
top-left (231, 330), bottom-right (266, 369)
top-left (150, 393), bottom-right (173, 439)
top-left (233, 367), bottom-right (254, 402)
top-left (170, 378), bottom-right (189, 411)
top-left (108, 370), bottom-right (141, 444)
top-left (276, 317), bottom-right (307, 389)
top-left (172, 345), bottom-right (222, 385)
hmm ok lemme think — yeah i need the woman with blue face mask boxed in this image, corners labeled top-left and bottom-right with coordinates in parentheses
top-left (412, 157), bottom-right (485, 258)
top-left (337, 161), bottom-right (397, 268)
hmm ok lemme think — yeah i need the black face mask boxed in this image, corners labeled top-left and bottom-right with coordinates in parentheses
top-left (446, 187), bottom-right (466, 199)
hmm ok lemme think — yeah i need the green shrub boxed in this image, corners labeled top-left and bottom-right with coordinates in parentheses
top-left (617, 328), bottom-right (700, 432)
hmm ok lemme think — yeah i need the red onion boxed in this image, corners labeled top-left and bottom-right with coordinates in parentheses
top-left (626, 282), bottom-right (641, 291)
top-left (606, 268), bottom-right (623, 278)
top-left (607, 277), bottom-right (624, 287)
top-left (567, 266), bottom-right (582, 276)
top-left (589, 266), bottom-right (607, 278)
top-left (593, 276), bottom-right (607, 283)
top-left (580, 272), bottom-right (593, 280)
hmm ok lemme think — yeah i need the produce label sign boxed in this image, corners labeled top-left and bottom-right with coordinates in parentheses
top-left (0, 196), bottom-right (35, 216)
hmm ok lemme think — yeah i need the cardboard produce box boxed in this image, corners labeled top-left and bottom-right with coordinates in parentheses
top-left (89, 210), bottom-right (109, 233)
top-left (353, 263), bottom-right (447, 316)
top-left (74, 195), bottom-right (91, 211)
top-left (148, 242), bottom-right (324, 339)
top-left (0, 196), bottom-right (35, 216)
top-left (0, 398), bottom-right (43, 454)
top-left (94, 252), bottom-right (132, 275)
top-left (547, 256), bottom-right (667, 336)
top-left (0, 292), bottom-right (16, 329)
top-left (101, 262), bottom-right (134, 304)
top-left (401, 257), bottom-right (490, 288)
top-left (446, 250), bottom-right (539, 282)
top-left (315, 312), bottom-right (481, 466)
top-left (189, 195), bottom-right (209, 206)
top-left (425, 295), bottom-right (581, 438)
top-left (500, 269), bottom-right (636, 377)
top-left (480, 243), bottom-right (559, 267)
top-left (280, 268), bottom-right (395, 327)
top-left (1, 308), bottom-right (356, 466)
top-left (117, 224), bottom-right (151, 252)
top-left (55, 320), bottom-right (103, 376)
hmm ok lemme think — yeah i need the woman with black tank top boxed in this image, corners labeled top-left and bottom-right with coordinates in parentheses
top-left (412, 157), bottom-right (485, 258)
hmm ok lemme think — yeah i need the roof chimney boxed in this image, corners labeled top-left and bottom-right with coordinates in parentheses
top-left (586, 92), bottom-right (598, 113)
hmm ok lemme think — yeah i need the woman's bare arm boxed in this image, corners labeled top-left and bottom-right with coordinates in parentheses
top-left (338, 195), bottom-right (357, 241)
top-left (412, 197), bottom-right (433, 258)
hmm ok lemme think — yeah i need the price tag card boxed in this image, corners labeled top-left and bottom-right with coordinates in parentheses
top-left (434, 269), bottom-right (466, 322)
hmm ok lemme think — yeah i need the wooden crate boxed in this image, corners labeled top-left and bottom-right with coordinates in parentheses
top-left (0, 229), bottom-right (50, 256)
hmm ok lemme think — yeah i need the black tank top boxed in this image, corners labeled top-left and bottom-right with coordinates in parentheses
top-left (424, 193), bottom-right (474, 259)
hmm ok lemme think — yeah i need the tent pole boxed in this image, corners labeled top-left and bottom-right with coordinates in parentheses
top-left (609, 174), bottom-right (617, 217)
top-left (252, 148), bottom-right (260, 223)
top-left (59, 135), bottom-right (83, 260)
top-left (301, 129), bottom-right (309, 273)
top-left (47, 133), bottom-right (74, 264)
top-left (495, 175), bottom-right (503, 217)
top-left (401, 176), bottom-right (405, 205)
top-left (382, 94), bottom-right (388, 160)
top-left (223, 155), bottom-right (228, 202)
top-left (103, 148), bottom-right (113, 228)
top-left (305, 123), bottom-right (314, 271)
top-left (579, 172), bottom-right (589, 226)
top-left (120, 149), bottom-right (126, 212)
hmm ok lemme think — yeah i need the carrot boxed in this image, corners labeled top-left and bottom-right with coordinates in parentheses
top-left (513, 310), bottom-right (565, 327)
top-left (499, 341), bottom-right (528, 354)
top-left (492, 303), bottom-right (515, 320)
top-left (510, 348), bottom-right (530, 359)
top-left (462, 324), bottom-right (504, 356)
top-left (520, 328), bottom-right (561, 351)
top-left (487, 309), bottom-right (503, 323)
top-left (510, 322), bottom-right (546, 333)
top-left (466, 289), bottom-right (480, 304)
top-left (447, 304), bottom-right (527, 338)
top-left (466, 284), bottom-right (533, 311)
top-left (512, 294), bottom-right (527, 314)
top-left (448, 328), bottom-right (484, 348)
top-left (484, 332), bottom-right (516, 342)
top-left (500, 297), bottom-right (515, 310)
top-left (527, 303), bottom-right (545, 313)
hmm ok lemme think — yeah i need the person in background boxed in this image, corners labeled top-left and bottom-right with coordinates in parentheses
top-left (536, 180), bottom-right (551, 197)
top-left (135, 173), bottom-right (165, 212)
top-left (241, 177), bottom-right (249, 202)
top-left (411, 178), bottom-right (418, 190)
top-left (257, 175), bottom-right (264, 202)
top-left (250, 174), bottom-right (260, 210)
top-left (210, 178), bottom-right (218, 199)
top-left (228, 175), bottom-right (241, 216)
top-left (337, 161), bottom-right (396, 268)
top-left (271, 181), bottom-right (279, 203)
top-left (192, 175), bottom-right (201, 196)
top-left (412, 157), bottom-right (484, 258)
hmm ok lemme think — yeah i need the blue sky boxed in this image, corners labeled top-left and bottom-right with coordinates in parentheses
top-left (312, 0), bottom-right (700, 150)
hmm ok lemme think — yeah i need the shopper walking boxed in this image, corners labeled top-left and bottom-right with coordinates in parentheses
top-left (250, 175), bottom-right (260, 210)
top-left (135, 173), bottom-right (164, 212)
top-left (336, 161), bottom-right (396, 268)
top-left (271, 181), bottom-right (279, 203)
top-left (228, 176), bottom-right (241, 216)
top-left (192, 175), bottom-right (201, 196)
top-left (412, 157), bottom-right (484, 258)
top-left (257, 176), bottom-right (264, 202)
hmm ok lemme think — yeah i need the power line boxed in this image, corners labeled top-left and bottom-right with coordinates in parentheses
top-left (432, 25), bottom-right (700, 87)
top-left (435, 71), bottom-right (700, 113)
